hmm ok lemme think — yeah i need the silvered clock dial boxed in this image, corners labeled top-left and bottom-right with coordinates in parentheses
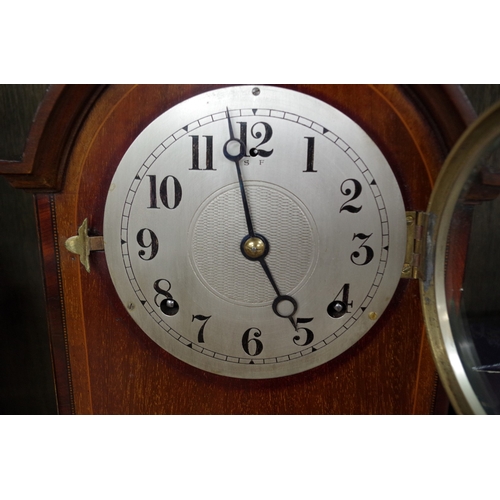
top-left (103, 85), bottom-right (407, 378)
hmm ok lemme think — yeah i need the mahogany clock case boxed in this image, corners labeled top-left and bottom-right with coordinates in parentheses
top-left (1, 84), bottom-right (495, 414)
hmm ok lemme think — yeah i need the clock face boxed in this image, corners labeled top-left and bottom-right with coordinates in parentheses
top-left (103, 85), bottom-right (407, 379)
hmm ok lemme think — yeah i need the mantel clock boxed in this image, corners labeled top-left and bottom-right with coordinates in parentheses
top-left (2, 84), bottom-right (489, 414)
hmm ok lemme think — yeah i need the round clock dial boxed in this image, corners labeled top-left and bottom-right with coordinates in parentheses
top-left (103, 85), bottom-right (407, 378)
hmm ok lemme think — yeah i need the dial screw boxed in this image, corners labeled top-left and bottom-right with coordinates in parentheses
top-left (252, 87), bottom-right (260, 96)
top-left (127, 302), bottom-right (135, 310)
top-left (369, 312), bottom-right (378, 321)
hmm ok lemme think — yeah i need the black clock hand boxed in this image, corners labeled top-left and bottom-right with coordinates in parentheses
top-left (223, 108), bottom-right (298, 330)
top-left (223, 108), bottom-right (255, 237)
top-left (259, 257), bottom-right (298, 330)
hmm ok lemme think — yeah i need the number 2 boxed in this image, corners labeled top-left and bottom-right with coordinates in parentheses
top-left (340, 179), bottom-right (362, 213)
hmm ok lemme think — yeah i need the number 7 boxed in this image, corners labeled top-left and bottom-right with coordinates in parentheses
top-left (192, 314), bottom-right (212, 343)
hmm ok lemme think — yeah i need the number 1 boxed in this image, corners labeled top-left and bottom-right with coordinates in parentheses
top-left (304, 137), bottom-right (317, 172)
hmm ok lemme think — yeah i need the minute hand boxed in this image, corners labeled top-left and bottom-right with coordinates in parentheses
top-left (223, 108), bottom-right (255, 237)
top-left (223, 109), bottom-right (299, 329)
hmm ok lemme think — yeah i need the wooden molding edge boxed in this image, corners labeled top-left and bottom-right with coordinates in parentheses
top-left (405, 84), bottom-right (476, 152)
top-left (35, 194), bottom-right (75, 414)
top-left (0, 84), bottom-right (106, 192)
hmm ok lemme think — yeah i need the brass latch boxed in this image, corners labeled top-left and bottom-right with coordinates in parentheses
top-left (64, 218), bottom-right (104, 273)
top-left (401, 211), bottom-right (428, 280)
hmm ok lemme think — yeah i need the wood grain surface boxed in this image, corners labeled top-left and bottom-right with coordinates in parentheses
top-left (28, 84), bottom-right (473, 414)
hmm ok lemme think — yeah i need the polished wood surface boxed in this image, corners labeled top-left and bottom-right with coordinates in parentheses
top-left (0, 85), bottom-right (104, 191)
top-left (25, 84), bottom-right (473, 414)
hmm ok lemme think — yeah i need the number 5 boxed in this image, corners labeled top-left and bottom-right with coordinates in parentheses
top-left (293, 318), bottom-right (314, 346)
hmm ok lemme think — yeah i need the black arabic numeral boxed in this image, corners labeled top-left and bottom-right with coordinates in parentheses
top-left (137, 228), bottom-right (159, 261)
top-left (303, 137), bottom-right (317, 172)
top-left (351, 233), bottom-right (374, 266)
top-left (153, 279), bottom-right (179, 316)
top-left (340, 178), bottom-right (362, 213)
top-left (190, 135), bottom-right (214, 170)
top-left (249, 122), bottom-right (273, 157)
top-left (237, 122), bottom-right (249, 157)
top-left (192, 314), bottom-right (212, 343)
top-left (148, 174), bottom-right (159, 209)
top-left (148, 175), bottom-right (182, 209)
top-left (293, 318), bottom-right (314, 346)
top-left (160, 175), bottom-right (182, 209)
top-left (242, 327), bottom-right (264, 356)
top-left (327, 283), bottom-right (353, 318)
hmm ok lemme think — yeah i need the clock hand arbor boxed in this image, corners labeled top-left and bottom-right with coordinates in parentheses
top-left (223, 108), bottom-right (298, 329)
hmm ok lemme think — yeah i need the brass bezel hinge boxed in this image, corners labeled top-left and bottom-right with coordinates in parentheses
top-left (401, 211), bottom-right (429, 280)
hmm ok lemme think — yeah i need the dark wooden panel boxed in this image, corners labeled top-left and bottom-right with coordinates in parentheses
top-left (0, 85), bottom-right (57, 414)
top-left (0, 85), bottom-right (105, 191)
top-left (0, 84), bottom-right (48, 161)
top-left (0, 176), bottom-right (57, 414)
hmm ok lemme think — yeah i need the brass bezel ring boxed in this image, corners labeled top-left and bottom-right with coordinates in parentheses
top-left (421, 100), bottom-right (500, 415)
